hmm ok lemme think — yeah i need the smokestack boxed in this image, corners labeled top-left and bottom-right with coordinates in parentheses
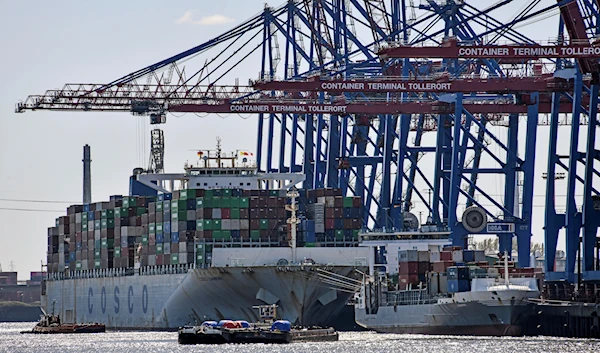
top-left (83, 145), bottom-right (92, 204)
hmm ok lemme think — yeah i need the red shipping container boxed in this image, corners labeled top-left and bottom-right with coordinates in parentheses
top-left (221, 208), bottom-right (231, 219)
top-left (398, 274), bottom-right (420, 289)
top-left (440, 251), bottom-right (453, 261)
top-left (399, 261), bottom-right (419, 274)
top-left (156, 254), bottom-right (164, 265)
top-left (418, 261), bottom-right (431, 274)
top-left (432, 261), bottom-right (454, 273)
top-left (325, 219), bottom-right (335, 230)
top-left (325, 208), bottom-right (335, 218)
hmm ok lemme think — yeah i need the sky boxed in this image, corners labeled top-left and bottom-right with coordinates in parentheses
top-left (0, 1), bottom-right (594, 279)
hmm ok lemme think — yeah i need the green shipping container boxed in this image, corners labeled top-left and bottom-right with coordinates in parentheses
top-left (142, 235), bottom-right (149, 245)
top-left (196, 243), bottom-right (204, 251)
top-left (156, 243), bottom-right (164, 254)
top-left (203, 220), bottom-right (213, 231)
top-left (222, 189), bottom-right (232, 197)
top-left (213, 219), bottom-right (222, 230)
top-left (259, 219), bottom-right (269, 230)
top-left (196, 220), bottom-right (204, 231)
top-left (221, 230), bottom-right (231, 238)
top-left (115, 247), bottom-right (121, 257)
top-left (171, 200), bottom-right (186, 210)
top-left (94, 249), bottom-right (101, 258)
top-left (171, 254), bottom-right (179, 264)
top-left (94, 259), bottom-right (101, 269)
top-left (136, 207), bottom-right (146, 216)
top-left (305, 242), bottom-right (316, 247)
top-left (94, 220), bottom-right (101, 230)
top-left (204, 189), bottom-right (214, 198)
top-left (196, 253), bottom-right (203, 262)
top-left (76, 261), bottom-right (82, 270)
top-left (250, 230), bottom-right (260, 240)
top-left (114, 208), bottom-right (121, 217)
top-left (211, 197), bottom-right (222, 208)
top-left (269, 190), bottom-right (279, 197)
top-left (156, 223), bottom-right (163, 233)
top-left (101, 210), bottom-right (108, 219)
top-left (120, 206), bottom-right (128, 215)
top-left (82, 223), bottom-right (88, 231)
top-left (95, 240), bottom-right (101, 249)
top-left (101, 219), bottom-right (108, 229)
top-left (82, 212), bottom-right (88, 222)
top-left (221, 196), bottom-right (231, 208)
top-left (149, 223), bottom-right (156, 233)
top-left (239, 197), bottom-right (249, 208)
top-left (213, 230), bottom-right (223, 240)
top-left (179, 189), bottom-right (196, 200)
top-left (107, 239), bottom-right (114, 248)
top-left (230, 208), bottom-right (240, 219)
top-left (196, 198), bottom-right (205, 209)
top-left (343, 197), bottom-right (354, 208)
top-left (353, 229), bottom-right (360, 239)
top-left (156, 202), bottom-right (163, 212)
top-left (335, 230), bottom-right (344, 240)
top-left (101, 239), bottom-right (108, 248)
top-left (107, 219), bottom-right (115, 228)
top-left (172, 210), bottom-right (187, 221)
top-left (122, 197), bottom-right (136, 208)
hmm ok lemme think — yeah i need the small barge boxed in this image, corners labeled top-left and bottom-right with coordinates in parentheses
top-left (178, 305), bottom-right (338, 344)
top-left (21, 304), bottom-right (105, 334)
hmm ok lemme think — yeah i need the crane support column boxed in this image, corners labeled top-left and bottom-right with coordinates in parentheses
top-left (582, 84), bottom-right (600, 278)
top-left (516, 93), bottom-right (539, 268)
top-left (564, 69), bottom-right (584, 283)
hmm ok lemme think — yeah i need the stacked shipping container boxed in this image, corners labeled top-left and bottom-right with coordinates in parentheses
top-left (46, 188), bottom-right (364, 273)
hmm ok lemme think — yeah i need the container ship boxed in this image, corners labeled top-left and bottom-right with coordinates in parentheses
top-left (43, 145), bottom-right (367, 329)
top-left (354, 240), bottom-right (542, 336)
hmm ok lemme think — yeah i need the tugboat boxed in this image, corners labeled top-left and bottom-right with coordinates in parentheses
top-left (177, 305), bottom-right (338, 344)
top-left (21, 302), bottom-right (105, 334)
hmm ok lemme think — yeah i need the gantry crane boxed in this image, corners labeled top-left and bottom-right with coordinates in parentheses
top-left (14, 1), bottom-right (600, 284)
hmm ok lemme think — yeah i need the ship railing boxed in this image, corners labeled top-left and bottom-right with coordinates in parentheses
top-left (384, 289), bottom-right (439, 306)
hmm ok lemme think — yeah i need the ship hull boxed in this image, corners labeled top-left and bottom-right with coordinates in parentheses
top-left (42, 265), bottom-right (360, 329)
top-left (355, 289), bottom-right (538, 336)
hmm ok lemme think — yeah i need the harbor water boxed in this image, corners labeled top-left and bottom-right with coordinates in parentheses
top-left (1, 323), bottom-right (598, 353)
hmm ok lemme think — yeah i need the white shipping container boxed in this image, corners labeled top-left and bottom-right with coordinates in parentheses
top-left (430, 252), bottom-right (441, 262)
top-left (179, 252), bottom-right (188, 264)
top-left (94, 230), bottom-right (101, 240)
top-left (399, 250), bottom-right (418, 262)
top-left (136, 226), bottom-right (144, 236)
top-left (75, 213), bottom-right (82, 223)
top-left (179, 242), bottom-right (187, 253)
top-left (164, 243), bottom-right (171, 255)
top-left (171, 221), bottom-right (179, 233)
top-left (452, 250), bottom-right (463, 263)
top-left (186, 210), bottom-right (196, 220)
top-left (325, 196), bottom-right (335, 207)
top-left (230, 220), bottom-right (240, 230)
top-left (315, 224), bottom-right (325, 234)
top-left (240, 220), bottom-right (249, 230)
top-left (418, 251), bottom-right (430, 262)
top-left (221, 219), bottom-right (231, 230)
top-left (81, 261), bottom-right (88, 271)
top-left (317, 197), bottom-right (327, 204)
top-left (212, 209), bottom-right (222, 219)
top-left (88, 220), bottom-right (94, 230)
top-left (148, 255), bottom-right (156, 266)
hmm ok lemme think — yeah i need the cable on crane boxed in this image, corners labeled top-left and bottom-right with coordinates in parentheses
top-left (0, 207), bottom-right (65, 213)
top-left (0, 198), bottom-right (77, 204)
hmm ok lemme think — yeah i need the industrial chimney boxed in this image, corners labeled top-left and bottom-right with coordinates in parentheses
top-left (83, 145), bottom-right (92, 204)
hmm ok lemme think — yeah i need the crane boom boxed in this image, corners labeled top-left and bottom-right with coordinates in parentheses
top-left (379, 37), bottom-right (600, 59)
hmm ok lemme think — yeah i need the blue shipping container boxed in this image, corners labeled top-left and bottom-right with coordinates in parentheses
top-left (463, 250), bottom-right (475, 263)
top-left (305, 231), bottom-right (316, 243)
top-left (164, 221), bottom-right (171, 234)
top-left (156, 233), bottom-right (164, 243)
top-left (448, 279), bottom-right (471, 293)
